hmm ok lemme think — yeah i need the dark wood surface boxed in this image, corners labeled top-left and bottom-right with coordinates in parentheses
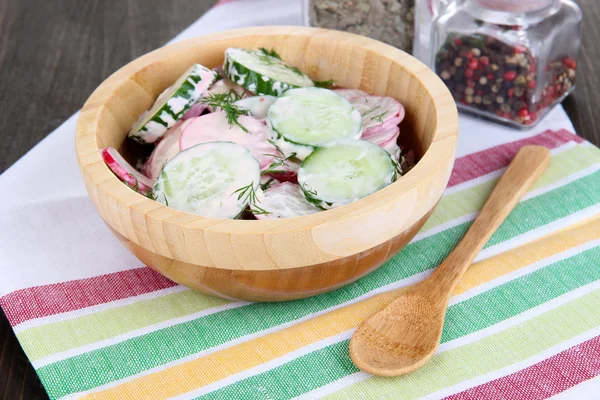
top-left (0, 0), bottom-right (598, 398)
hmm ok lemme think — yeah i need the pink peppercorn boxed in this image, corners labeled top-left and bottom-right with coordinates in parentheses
top-left (504, 71), bottom-right (517, 81)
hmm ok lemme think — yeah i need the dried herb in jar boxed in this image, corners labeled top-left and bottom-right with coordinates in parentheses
top-left (308, 0), bottom-right (415, 53)
top-left (435, 33), bottom-right (576, 126)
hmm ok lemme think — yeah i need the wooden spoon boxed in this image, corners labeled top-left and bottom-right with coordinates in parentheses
top-left (349, 145), bottom-right (551, 377)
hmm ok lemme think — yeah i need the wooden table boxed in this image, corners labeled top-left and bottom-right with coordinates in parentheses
top-left (0, 0), bottom-right (598, 398)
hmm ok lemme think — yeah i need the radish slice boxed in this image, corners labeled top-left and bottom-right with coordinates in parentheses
top-left (102, 147), bottom-right (155, 195)
top-left (179, 112), bottom-right (277, 170)
top-left (334, 88), bottom-right (368, 100)
top-left (253, 182), bottom-right (320, 220)
top-left (350, 95), bottom-right (405, 133)
top-left (142, 119), bottom-right (193, 180)
top-left (361, 124), bottom-right (400, 147)
top-left (234, 95), bottom-right (277, 120)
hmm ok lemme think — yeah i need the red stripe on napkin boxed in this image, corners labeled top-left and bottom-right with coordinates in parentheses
top-left (448, 129), bottom-right (582, 187)
top-left (0, 268), bottom-right (176, 326)
top-left (445, 334), bottom-right (600, 400)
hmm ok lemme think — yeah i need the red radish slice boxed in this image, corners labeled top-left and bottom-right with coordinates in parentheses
top-left (361, 124), bottom-right (400, 147)
top-left (102, 147), bottom-right (154, 195)
top-left (143, 119), bottom-right (193, 180)
top-left (380, 137), bottom-right (401, 159)
top-left (334, 88), bottom-right (368, 100)
top-left (179, 112), bottom-right (277, 170)
top-left (350, 95), bottom-right (405, 132)
top-left (361, 116), bottom-right (402, 138)
top-left (253, 182), bottom-right (320, 220)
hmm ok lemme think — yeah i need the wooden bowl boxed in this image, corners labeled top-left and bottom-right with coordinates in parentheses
top-left (75, 26), bottom-right (458, 302)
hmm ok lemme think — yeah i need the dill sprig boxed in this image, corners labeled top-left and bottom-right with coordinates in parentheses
top-left (261, 152), bottom-right (297, 175)
top-left (313, 79), bottom-right (335, 88)
top-left (370, 110), bottom-right (386, 123)
top-left (232, 181), bottom-right (271, 215)
top-left (200, 90), bottom-right (251, 133)
top-left (260, 178), bottom-right (275, 192)
top-left (390, 155), bottom-right (403, 176)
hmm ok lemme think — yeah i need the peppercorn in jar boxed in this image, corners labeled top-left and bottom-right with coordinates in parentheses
top-left (431, 0), bottom-right (581, 128)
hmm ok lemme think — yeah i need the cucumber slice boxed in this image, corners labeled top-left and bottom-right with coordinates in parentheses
top-left (298, 139), bottom-right (397, 209)
top-left (252, 182), bottom-right (320, 220)
top-left (129, 64), bottom-right (219, 144)
top-left (153, 142), bottom-right (260, 219)
top-left (234, 95), bottom-right (277, 120)
top-left (224, 48), bottom-right (314, 96)
top-left (267, 87), bottom-right (362, 158)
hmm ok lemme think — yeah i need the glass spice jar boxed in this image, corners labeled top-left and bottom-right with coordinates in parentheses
top-left (431, 0), bottom-right (582, 128)
top-left (304, 0), bottom-right (416, 53)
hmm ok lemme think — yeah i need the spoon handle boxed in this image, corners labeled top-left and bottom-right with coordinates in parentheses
top-left (425, 145), bottom-right (551, 297)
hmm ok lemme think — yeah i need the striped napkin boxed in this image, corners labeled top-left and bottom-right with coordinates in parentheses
top-left (2, 1), bottom-right (600, 399)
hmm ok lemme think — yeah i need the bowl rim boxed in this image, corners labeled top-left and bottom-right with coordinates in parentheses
top-left (75, 26), bottom-right (458, 270)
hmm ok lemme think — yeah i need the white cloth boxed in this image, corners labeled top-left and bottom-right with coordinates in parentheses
top-left (0, 0), bottom-right (574, 296)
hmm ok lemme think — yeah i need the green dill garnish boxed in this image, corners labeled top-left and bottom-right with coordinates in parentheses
top-left (261, 152), bottom-right (297, 175)
top-left (260, 178), bottom-right (275, 192)
top-left (390, 155), bottom-right (403, 176)
top-left (232, 181), bottom-right (271, 215)
top-left (259, 47), bottom-right (281, 59)
top-left (313, 79), bottom-right (335, 88)
top-left (200, 90), bottom-right (251, 133)
top-left (370, 110), bottom-right (386, 123)
top-left (301, 182), bottom-right (318, 197)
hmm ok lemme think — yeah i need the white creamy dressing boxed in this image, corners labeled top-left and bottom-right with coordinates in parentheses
top-left (254, 182), bottom-right (320, 219)
top-left (179, 112), bottom-right (276, 170)
top-left (267, 88), bottom-right (362, 148)
top-left (234, 95), bottom-right (277, 120)
top-left (154, 142), bottom-right (260, 219)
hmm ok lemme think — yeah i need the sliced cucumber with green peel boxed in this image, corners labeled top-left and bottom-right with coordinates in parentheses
top-left (267, 88), bottom-right (362, 159)
top-left (224, 48), bottom-right (314, 96)
top-left (129, 64), bottom-right (219, 144)
top-left (153, 142), bottom-right (260, 219)
top-left (298, 139), bottom-right (397, 209)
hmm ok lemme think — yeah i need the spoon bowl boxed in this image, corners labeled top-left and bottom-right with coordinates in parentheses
top-left (350, 290), bottom-right (444, 375)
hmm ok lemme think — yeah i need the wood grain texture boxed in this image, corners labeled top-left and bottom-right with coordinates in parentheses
top-left (349, 146), bottom-right (551, 376)
top-left (0, 0), bottom-right (597, 398)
